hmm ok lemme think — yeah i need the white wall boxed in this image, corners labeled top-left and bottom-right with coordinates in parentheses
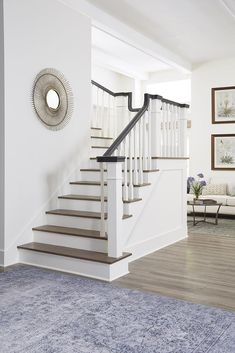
top-left (190, 58), bottom-right (235, 183)
top-left (92, 65), bottom-right (136, 92)
top-left (0, 0), bottom-right (4, 266)
top-left (92, 65), bottom-right (143, 107)
top-left (3, 0), bottom-right (91, 265)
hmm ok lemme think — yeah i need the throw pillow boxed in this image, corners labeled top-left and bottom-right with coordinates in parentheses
top-left (202, 183), bottom-right (227, 196)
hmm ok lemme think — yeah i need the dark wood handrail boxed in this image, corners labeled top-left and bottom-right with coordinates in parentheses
top-left (93, 80), bottom-right (190, 162)
top-left (92, 80), bottom-right (140, 112)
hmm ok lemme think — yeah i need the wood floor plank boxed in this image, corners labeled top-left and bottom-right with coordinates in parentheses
top-left (115, 233), bottom-right (235, 311)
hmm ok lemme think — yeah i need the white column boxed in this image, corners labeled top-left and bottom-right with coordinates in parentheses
top-left (150, 99), bottom-right (162, 157)
top-left (179, 107), bottom-right (188, 157)
top-left (107, 162), bottom-right (123, 258)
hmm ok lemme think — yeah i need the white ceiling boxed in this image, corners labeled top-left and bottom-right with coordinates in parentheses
top-left (92, 28), bottom-right (170, 79)
top-left (87, 0), bottom-right (235, 65)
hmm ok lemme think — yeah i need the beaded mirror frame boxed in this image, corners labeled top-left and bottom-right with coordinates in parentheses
top-left (32, 68), bottom-right (73, 130)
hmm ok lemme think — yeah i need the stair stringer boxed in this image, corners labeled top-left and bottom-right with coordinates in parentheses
top-left (121, 159), bottom-right (188, 261)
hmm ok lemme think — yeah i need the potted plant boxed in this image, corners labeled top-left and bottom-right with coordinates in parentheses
top-left (187, 173), bottom-right (207, 200)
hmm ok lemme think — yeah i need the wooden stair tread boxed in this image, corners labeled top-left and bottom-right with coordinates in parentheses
top-left (81, 168), bottom-right (159, 173)
top-left (33, 225), bottom-right (107, 240)
top-left (91, 146), bottom-right (109, 149)
top-left (91, 136), bottom-right (113, 140)
top-left (70, 181), bottom-right (151, 187)
top-left (46, 209), bottom-right (132, 219)
top-left (58, 194), bottom-right (142, 204)
top-left (18, 242), bottom-right (131, 264)
top-left (90, 127), bottom-right (102, 130)
top-left (90, 156), bottom-right (188, 160)
top-left (59, 194), bottom-right (107, 201)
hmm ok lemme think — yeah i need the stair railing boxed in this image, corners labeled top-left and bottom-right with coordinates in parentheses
top-left (93, 84), bottom-right (189, 258)
top-left (91, 80), bottom-right (139, 138)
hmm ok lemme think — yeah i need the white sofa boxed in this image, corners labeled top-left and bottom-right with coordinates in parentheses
top-left (187, 183), bottom-right (235, 216)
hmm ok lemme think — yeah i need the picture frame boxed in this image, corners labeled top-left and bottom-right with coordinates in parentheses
top-left (211, 134), bottom-right (235, 170)
top-left (212, 86), bottom-right (235, 124)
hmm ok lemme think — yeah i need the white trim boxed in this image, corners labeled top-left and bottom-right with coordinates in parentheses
top-left (58, 0), bottom-right (191, 73)
top-left (126, 226), bottom-right (187, 262)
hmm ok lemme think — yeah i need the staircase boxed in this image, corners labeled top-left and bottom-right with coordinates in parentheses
top-left (18, 81), bottom-right (189, 281)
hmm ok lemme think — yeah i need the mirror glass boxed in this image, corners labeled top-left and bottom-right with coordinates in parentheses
top-left (46, 89), bottom-right (60, 110)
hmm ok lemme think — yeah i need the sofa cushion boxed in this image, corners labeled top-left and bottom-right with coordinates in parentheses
top-left (227, 184), bottom-right (235, 196)
top-left (202, 183), bottom-right (227, 196)
top-left (226, 197), bottom-right (235, 206)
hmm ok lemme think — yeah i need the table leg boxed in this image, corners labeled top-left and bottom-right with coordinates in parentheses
top-left (204, 205), bottom-right (207, 222)
top-left (215, 205), bottom-right (222, 225)
top-left (193, 205), bottom-right (196, 226)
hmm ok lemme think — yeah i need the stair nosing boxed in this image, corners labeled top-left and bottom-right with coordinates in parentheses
top-left (70, 181), bottom-right (151, 187)
top-left (33, 225), bottom-right (108, 240)
top-left (46, 209), bottom-right (132, 220)
top-left (80, 168), bottom-right (159, 173)
top-left (18, 242), bottom-right (132, 264)
top-left (58, 194), bottom-right (142, 204)
top-left (91, 146), bottom-right (109, 149)
top-left (91, 136), bottom-right (113, 140)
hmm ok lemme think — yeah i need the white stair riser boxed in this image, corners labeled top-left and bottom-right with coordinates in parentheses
top-left (90, 138), bottom-right (113, 147)
top-left (58, 198), bottom-right (108, 213)
top-left (33, 231), bottom-right (107, 253)
top-left (19, 249), bottom-right (129, 281)
top-left (90, 129), bottom-right (103, 137)
top-left (70, 184), bottom-right (142, 199)
top-left (46, 214), bottom-right (105, 231)
top-left (70, 184), bottom-right (107, 196)
top-left (90, 147), bottom-right (108, 158)
top-left (80, 171), bottom-right (150, 183)
top-left (88, 159), bottom-right (159, 170)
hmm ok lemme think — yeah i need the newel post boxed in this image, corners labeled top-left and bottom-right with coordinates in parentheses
top-left (97, 156), bottom-right (125, 258)
top-left (179, 106), bottom-right (188, 157)
top-left (150, 98), bottom-right (162, 157)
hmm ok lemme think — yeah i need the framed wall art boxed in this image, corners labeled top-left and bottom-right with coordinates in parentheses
top-left (211, 134), bottom-right (235, 170)
top-left (212, 86), bottom-right (235, 124)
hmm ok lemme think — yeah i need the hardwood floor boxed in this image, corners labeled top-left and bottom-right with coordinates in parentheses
top-left (115, 233), bottom-right (235, 311)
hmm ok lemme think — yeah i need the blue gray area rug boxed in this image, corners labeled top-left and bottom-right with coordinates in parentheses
top-left (0, 265), bottom-right (234, 353)
top-left (188, 216), bottom-right (235, 237)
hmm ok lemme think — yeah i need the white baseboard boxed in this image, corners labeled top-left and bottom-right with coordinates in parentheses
top-left (125, 226), bottom-right (187, 262)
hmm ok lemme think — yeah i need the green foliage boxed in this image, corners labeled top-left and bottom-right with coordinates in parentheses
top-left (220, 155), bottom-right (234, 164)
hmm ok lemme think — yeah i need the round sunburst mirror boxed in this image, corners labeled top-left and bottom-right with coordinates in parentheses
top-left (32, 68), bottom-right (73, 130)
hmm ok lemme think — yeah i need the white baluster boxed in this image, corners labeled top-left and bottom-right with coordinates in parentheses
top-left (162, 102), bottom-right (167, 157)
top-left (123, 139), bottom-right (128, 201)
top-left (128, 130), bottom-right (134, 199)
top-left (173, 105), bottom-right (177, 157)
top-left (179, 106), bottom-right (188, 157)
top-left (133, 124), bottom-right (138, 185)
top-left (169, 105), bottom-right (174, 157)
top-left (138, 117), bottom-right (143, 185)
top-left (176, 106), bottom-right (181, 157)
top-left (143, 112), bottom-right (147, 170)
top-left (147, 109), bottom-right (152, 170)
top-left (95, 86), bottom-right (99, 128)
top-left (112, 95), bottom-right (116, 139)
